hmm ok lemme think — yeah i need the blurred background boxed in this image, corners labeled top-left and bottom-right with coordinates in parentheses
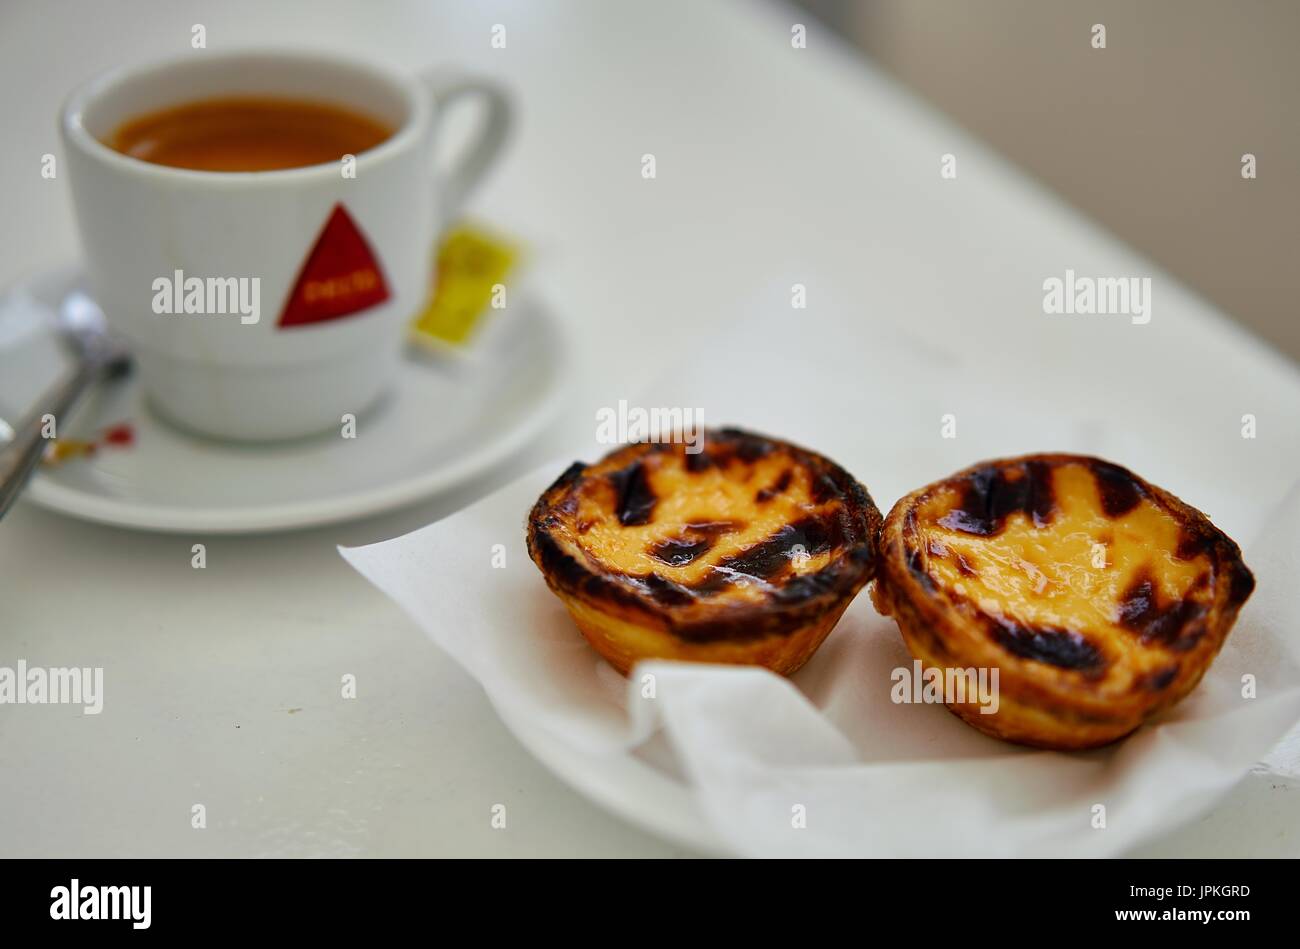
top-left (2, 0), bottom-right (1298, 862)
top-left (797, 0), bottom-right (1299, 361)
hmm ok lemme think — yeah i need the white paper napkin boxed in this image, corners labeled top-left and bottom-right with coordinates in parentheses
top-left (341, 279), bottom-right (1300, 856)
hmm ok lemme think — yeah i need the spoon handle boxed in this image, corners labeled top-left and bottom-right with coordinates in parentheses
top-left (0, 359), bottom-right (98, 520)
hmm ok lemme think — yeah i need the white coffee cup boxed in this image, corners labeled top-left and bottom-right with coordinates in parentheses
top-left (61, 49), bottom-right (511, 441)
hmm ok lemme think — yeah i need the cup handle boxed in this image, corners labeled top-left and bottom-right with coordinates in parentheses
top-left (422, 72), bottom-right (513, 220)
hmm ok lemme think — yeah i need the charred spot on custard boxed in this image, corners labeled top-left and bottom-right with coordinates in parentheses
top-left (755, 470), bottom-right (793, 503)
top-left (938, 459), bottom-right (1055, 536)
top-left (683, 450), bottom-right (712, 472)
top-left (609, 459), bottom-right (656, 526)
top-left (693, 514), bottom-right (846, 595)
top-left (647, 521), bottom-right (740, 566)
top-left (637, 572), bottom-right (697, 607)
top-left (1142, 664), bottom-right (1180, 692)
top-left (649, 536), bottom-right (714, 566)
top-left (990, 617), bottom-right (1107, 674)
top-left (702, 428), bottom-right (775, 468)
top-left (1088, 459), bottom-right (1145, 518)
top-left (1117, 568), bottom-right (1209, 650)
top-left (928, 537), bottom-right (979, 577)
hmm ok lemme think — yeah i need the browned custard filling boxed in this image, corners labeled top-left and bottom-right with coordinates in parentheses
top-left (877, 454), bottom-right (1254, 748)
top-left (527, 429), bottom-right (880, 668)
top-left (569, 449), bottom-right (851, 607)
top-left (918, 460), bottom-right (1231, 686)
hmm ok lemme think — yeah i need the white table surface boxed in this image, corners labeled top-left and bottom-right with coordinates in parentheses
top-left (2, 0), bottom-right (1298, 857)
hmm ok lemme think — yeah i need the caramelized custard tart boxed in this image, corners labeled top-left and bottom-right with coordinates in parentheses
top-left (873, 454), bottom-right (1254, 749)
top-left (527, 428), bottom-right (882, 675)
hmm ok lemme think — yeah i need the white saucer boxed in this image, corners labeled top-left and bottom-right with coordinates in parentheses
top-left (0, 264), bottom-right (569, 533)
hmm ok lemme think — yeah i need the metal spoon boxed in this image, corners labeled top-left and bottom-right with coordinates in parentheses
top-left (0, 291), bottom-right (131, 520)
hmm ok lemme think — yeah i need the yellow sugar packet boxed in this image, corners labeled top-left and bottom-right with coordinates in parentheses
top-left (410, 223), bottom-right (520, 354)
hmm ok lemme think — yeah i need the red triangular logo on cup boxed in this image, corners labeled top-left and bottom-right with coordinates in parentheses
top-left (278, 203), bottom-right (391, 328)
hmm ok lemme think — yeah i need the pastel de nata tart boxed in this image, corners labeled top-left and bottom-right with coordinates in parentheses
top-left (527, 428), bottom-right (882, 676)
top-left (872, 454), bottom-right (1254, 750)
